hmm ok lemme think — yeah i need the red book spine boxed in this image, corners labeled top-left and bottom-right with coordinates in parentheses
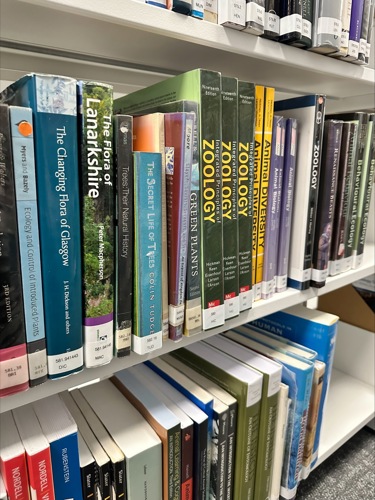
top-left (1, 454), bottom-right (30, 500)
top-left (180, 425), bottom-right (194, 500)
top-left (26, 448), bottom-right (55, 500)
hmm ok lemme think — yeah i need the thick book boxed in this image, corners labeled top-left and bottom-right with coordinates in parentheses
top-left (132, 113), bottom-right (169, 340)
top-left (237, 80), bottom-right (255, 312)
top-left (113, 114), bottom-right (133, 357)
top-left (311, 120), bottom-right (343, 288)
top-left (252, 85), bottom-right (265, 301)
top-left (77, 432), bottom-right (96, 500)
top-left (0, 412), bottom-right (29, 500)
top-left (221, 76), bottom-right (239, 320)
top-left (59, 391), bottom-right (112, 500)
top-left (9, 106), bottom-right (47, 386)
top-left (226, 327), bottom-right (314, 500)
top-left (365, 1), bottom-right (374, 64)
top-left (12, 405), bottom-right (55, 500)
top-left (80, 380), bottom-right (163, 500)
top-left (244, 0), bottom-right (266, 35)
top-left (173, 342), bottom-right (263, 500)
top-left (328, 122), bottom-right (358, 275)
top-left (251, 304), bottom-right (339, 469)
top-left (262, 0), bottom-right (281, 40)
top-left (1, 74), bottom-right (83, 379)
top-left (291, 0), bottom-right (313, 48)
top-left (112, 367), bottom-right (181, 500)
top-left (274, 94), bottom-right (326, 291)
top-left (346, 0), bottom-right (365, 60)
top-left (204, 0), bottom-right (218, 22)
top-left (205, 334), bottom-right (282, 500)
top-left (329, 0), bottom-right (353, 57)
top-left (164, 353), bottom-right (238, 500)
top-left (278, 0), bottom-right (303, 44)
top-left (356, 0), bottom-right (373, 63)
top-left (78, 80), bottom-right (114, 368)
top-left (132, 151), bottom-right (163, 354)
top-left (145, 356), bottom-right (213, 499)
top-left (32, 395), bottom-right (83, 500)
top-left (218, 0), bottom-right (246, 29)
top-left (164, 112), bottom-right (195, 340)
top-left (70, 389), bottom-right (126, 500)
top-left (114, 69), bottom-right (225, 331)
top-left (275, 118), bottom-right (297, 293)
top-left (262, 116), bottom-right (285, 300)
top-left (0, 104), bottom-right (29, 397)
top-left (310, 0), bottom-right (342, 54)
top-left (256, 87), bottom-right (275, 299)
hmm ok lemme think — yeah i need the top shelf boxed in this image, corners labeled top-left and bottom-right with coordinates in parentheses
top-left (1, 0), bottom-right (374, 103)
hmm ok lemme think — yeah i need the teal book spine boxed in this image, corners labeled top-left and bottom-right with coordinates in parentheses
top-left (133, 152), bottom-right (163, 354)
top-left (9, 106), bottom-right (47, 386)
top-left (1, 74), bottom-right (83, 378)
top-left (78, 81), bottom-right (115, 368)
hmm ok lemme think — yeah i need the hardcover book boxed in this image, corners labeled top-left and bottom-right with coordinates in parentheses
top-left (1, 74), bottom-right (83, 379)
top-left (310, 0), bottom-right (342, 54)
top-left (12, 405), bottom-right (55, 500)
top-left (244, 0), bottom-right (266, 35)
top-left (357, 0), bottom-right (373, 63)
top-left (275, 118), bottom-right (298, 293)
top-left (0, 104), bottom-right (29, 397)
top-left (292, 0), bottom-right (313, 48)
top-left (114, 69), bottom-right (224, 331)
top-left (9, 106), bottom-right (47, 386)
top-left (262, 0), bottom-right (281, 40)
top-left (78, 80), bottom-right (114, 368)
top-left (346, 0), bottom-right (365, 60)
top-left (80, 380), bottom-right (163, 500)
top-left (221, 76), bottom-right (239, 320)
top-left (204, 0), bottom-right (218, 22)
top-left (113, 114), bottom-right (133, 357)
top-left (237, 80), bottom-right (255, 311)
top-left (329, 0), bottom-right (353, 57)
top-left (311, 120), bottom-right (343, 288)
top-left (173, 341), bottom-right (263, 500)
top-left (274, 94), bottom-right (326, 291)
top-left (133, 151), bottom-right (163, 354)
top-left (218, 0), bottom-right (246, 29)
top-left (278, 0), bottom-right (303, 44)
top-left (164, 112), bottom-right (195, 340)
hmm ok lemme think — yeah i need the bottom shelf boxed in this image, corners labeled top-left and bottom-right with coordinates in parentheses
top-left (315, 368), bottom-right (375, 467)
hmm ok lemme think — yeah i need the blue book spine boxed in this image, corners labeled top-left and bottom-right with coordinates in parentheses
top-left (50, 433), bottom-right (83, 500)
top-left (1, 74), bottom-right (83, 378)
top-left (9, 106), bottom-right (47, 386)
top-left (133, 152), bottom-right (163, 354)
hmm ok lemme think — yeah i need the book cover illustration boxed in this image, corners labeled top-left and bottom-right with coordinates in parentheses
top-left (78, 81), bottom-right (114, 368)
top-left (0, 104), bottom-right (29, 398)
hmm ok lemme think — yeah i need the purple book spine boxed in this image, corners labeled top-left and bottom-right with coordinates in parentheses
top-left (347, 0), bottom-right (365, 58)
top-left (276, 118), bottom-right (298, 293)
top-left (261, 116), bottom-right (285, 299)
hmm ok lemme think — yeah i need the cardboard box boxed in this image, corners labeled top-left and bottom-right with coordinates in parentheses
top-left (318, 284), bottom-right (375, 333)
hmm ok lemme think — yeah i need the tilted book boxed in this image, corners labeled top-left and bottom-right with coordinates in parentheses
top-left (173, 341), bottom-right (263, 500)
top-left (164, 112), bottom-right (195, 340)
top-left (1, 74), bottom-right (83, 379)
top-left (311, 120), bottom-right (343, 288)
top-left (113, 114), bottom-right (133, 357)
top-left (0, 104), bottom-right (29, 397)
top-left (114, 69), bottom-right (224, 331)
top-left (237, 80), bottom-right (255, 311)
top-left (78, 80), bottom-right (114, 368)
top-left (310, 0), bottom-right (342, 54)
top-left (274, 94), bottom-right (326, 290)
top-left (9, 106), bottom-right (47, 386)
top-left (133, 151), bottom-right (163, 354)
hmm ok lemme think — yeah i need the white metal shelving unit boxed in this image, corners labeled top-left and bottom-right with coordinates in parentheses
top-left (1, 0), bottom-right (374, 469)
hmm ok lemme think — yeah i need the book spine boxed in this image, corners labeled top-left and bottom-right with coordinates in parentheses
top-left (49, 434), bottom-right (83, 500)
top-left (203, 0), bottom-right (217, 22)
top-left (79, 81), bottom-right (114, 368)
top-left (252, 86), bottom-right (264, 301)
top-left (164, 113), bottom-right (194, 340)
top-left (25, 448), bottom-right (55, 500)
top-left (0, 455), bottom-right (29, 500)
top-left (279, 0), bottom-right (303, 43)
top-left (180, 425), bottom-right (194, 500)
top-left (358, 0), bottom-right (372, 62)
top-left (9, 106), bottom-right (47, 386)
top-left (262, 0), bottom-right (281, 39)
top-left (112, 460), bottom-right (127, 500)
top-left (237, 81), bottom-right (255, 312)
top-left (262, 116), bottom-right (285, 300)
top-left (211, 408), bottom-right (229, 500)
top-left (225, 402), bottom-right (237, 500)
top-left (256, 87), bottom-right (275, 296)
top-left (99, 461), bottom-right (112, 500)
top-left (172, 0), bottom-right (192, 14)
top-left (113, 115), bottom-right (133, 357)
top-left (0, 104), bottom-right (29, 397)
top-left (275, 118), bottom-right (297, 293)
top-left (244, 0), bottom-right (266, 35)
top-left (312, 0), bottom-right (342, 53)
top-left (300, 0), bottom-right (313, 47)
top-left (218, 0), bottom-right (246, 29)
top-left (365, 0), bottom-right (375, 64)
top-left (80, 460), bottom-right (97, 500)
top-left (347, 0), bottom-right (365, 59)
top-left (221, 77), bottom-right (239, 320)
top-left (132, 152), bottom-right (163, 354)
top-left (311, 120), bottom-right (342, 287)
top-left (334, 0), bottom-right (353, 57)
top-left (190, 0), bottom-right (204, 18)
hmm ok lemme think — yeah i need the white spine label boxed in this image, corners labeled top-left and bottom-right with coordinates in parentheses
top-left (348, 40), bottom-right (359, 58)
top-left (311, 268), bottom-right (328, 283)
top-left (225, 295), bottom-right (240, 319)
top-left (184, 304), bottom-right (202, 332)
top-left (48, 347), bottom-right (83, 376)
top-left (265, 12), bottom-right (280, 34)
top-left (359, 38), bottom-right (367, 55)
top-left (84, 320), bottom-right (114, 367)
top-left (169, 304), bottom-right (185, 327)
top-left (202, 304), bottom-right (225, 330)
top-left (280, 13), bottom-right (302, 36)
top-left (341, 31), bottom-right (349, 48)
top-left (302, 19), bottom-right (312, 39)
top-left (317, 17), bottom-right (342, 36)
top-left (116, 326), bottom-right (131, 351)
top-left (132, 331), bottom-right (162, 355)
top-left (239, 289), bottom-right (253, 311)
top-left (28, 349), bottom-right (48, 381)
top-left (246, 2), bottom-right (265, 25)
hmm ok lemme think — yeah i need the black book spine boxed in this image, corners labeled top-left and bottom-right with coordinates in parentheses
top-left (113, 115), bottom-right (133, 357)
top-left (81, 460), bottom-right (97, 500)
top-left (263, 0), bottom-right (281, 39)
top-left (194, 418), bottom-right (209, 500)
top-left (279, 0), bottom-right (302, 43)
top-left (99, 461), bottom-right (112, 500)
top-left (112, 459), bottom-right (127, 500)
top-left (225, 401), bottom-right (237, 500)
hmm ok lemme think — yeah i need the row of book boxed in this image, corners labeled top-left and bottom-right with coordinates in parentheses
top-left (1, 68), bottom-right (374, 396)
top-left (144, 0), bottom-right (375, 65)
top-left (0, 304), bottom-right (339, 500)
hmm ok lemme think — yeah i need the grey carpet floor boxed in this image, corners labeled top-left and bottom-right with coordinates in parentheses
top-left (295, 426), bottom-right (375, 499)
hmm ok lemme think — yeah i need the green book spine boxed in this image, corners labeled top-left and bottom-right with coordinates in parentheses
top-left (114, 69), bottom-right (224, 331)
top-left (78, 81), bottom-right (114, 368)
top-left (221, 76), bottom-right (239, 320)
top-left (237, 81), bottom-right (255, 312)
